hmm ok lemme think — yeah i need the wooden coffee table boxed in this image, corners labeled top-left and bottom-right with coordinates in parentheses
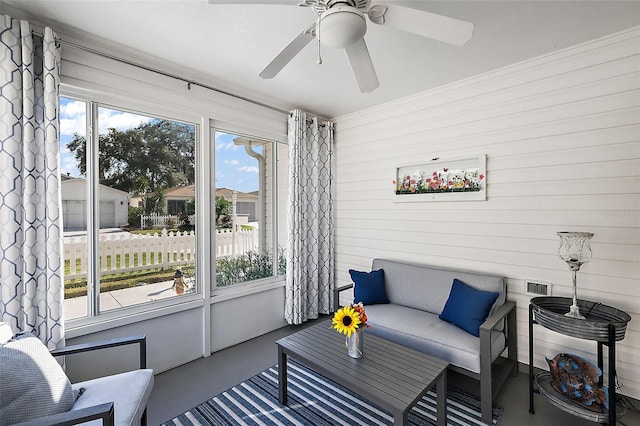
top-left (276, 320), bottom-right (448, 426)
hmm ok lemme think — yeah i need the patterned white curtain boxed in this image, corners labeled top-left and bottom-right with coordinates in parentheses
top-left (285, 110), bottom-right (334, 325)
top-left (0, 16), bottom-right (64, 349)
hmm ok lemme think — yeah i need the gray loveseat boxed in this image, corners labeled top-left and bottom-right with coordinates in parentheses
top-left (336, 258), bottom-right (517, 424)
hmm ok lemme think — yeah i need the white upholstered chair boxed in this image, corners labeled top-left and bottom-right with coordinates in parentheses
top-left (0, 322), bottom-right (153, 426)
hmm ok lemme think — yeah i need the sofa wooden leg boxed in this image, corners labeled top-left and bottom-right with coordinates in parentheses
top-left (480, 373), bottom-right (492, 424)
top-left (481, 401), bottom-right (492, 424)
top-left (479, 326), bottom-right (493, 424)
top-left (507, 307), bottom-right (518, 377)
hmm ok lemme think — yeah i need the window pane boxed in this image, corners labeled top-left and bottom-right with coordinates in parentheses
top-left (96, 107), bottom-right (197, 312)
top-left (214, 132), bottom-right (277, 288)
top-left (61, 97), bottom-right (88, 320)
top-left (276, 142), bottom-right (288, 277)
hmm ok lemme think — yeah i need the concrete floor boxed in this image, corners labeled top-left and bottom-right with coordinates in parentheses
top-left (148, 318), bottom-right (640, 426)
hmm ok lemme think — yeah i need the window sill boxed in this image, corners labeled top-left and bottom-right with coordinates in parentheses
top-left (65, 277), bottom-right (286, 338)
top-left (211, 277), bottom-right (286, 303)
top-left (65, 295), bottom-right (204, 339)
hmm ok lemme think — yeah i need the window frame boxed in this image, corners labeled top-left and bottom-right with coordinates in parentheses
top-left (61, 90), bottom-right (205, 329)
top-left (210, 126), bottom-right (286, 294)
top-left (60, 87), bottom-right (287, 336)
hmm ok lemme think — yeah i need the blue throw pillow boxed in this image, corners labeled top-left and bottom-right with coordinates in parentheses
top-left (349, 269), bottom-right (389, 305)
top-left (439, 278), bottom-right (499, 337)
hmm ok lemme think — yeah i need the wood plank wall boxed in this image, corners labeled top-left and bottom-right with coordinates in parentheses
top-left (333, 27), bottom-right (640, 399)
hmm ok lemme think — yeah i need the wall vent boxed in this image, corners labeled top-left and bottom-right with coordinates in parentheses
top-left (525, 280), bottom-right (550, 296)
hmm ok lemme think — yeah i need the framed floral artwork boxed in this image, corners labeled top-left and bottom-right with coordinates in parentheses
top-left (394, 154), bottom-right (486, 201)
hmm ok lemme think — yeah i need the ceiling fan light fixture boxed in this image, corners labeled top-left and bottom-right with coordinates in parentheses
top-left (318, 6), bottom-right (366, 49)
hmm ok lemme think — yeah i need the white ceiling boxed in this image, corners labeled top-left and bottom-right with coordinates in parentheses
top-left (2, 0), bottom-right (639, 118)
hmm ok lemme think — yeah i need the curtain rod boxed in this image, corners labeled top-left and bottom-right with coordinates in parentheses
top-left (33, 32), bottom-right (289, 115)
top-left (288, 112), bottom-right (332, 127)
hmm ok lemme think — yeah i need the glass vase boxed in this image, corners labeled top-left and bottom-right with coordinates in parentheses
top-left (347, 329), bottom-right (364, 358)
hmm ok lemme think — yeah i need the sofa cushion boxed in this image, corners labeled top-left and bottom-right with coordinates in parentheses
top-left (371, 259), bottom-right (505, 316)
top-left (71, 369), bottom-right (154, 426)
top-left (439, 278), bottom-right (500, 337)
top-left (365, 304), bottom-right (505, 374)
top-left (0, 333), bottom-right (75, 424)
top-left (349, 268), bottom-right (389, 305)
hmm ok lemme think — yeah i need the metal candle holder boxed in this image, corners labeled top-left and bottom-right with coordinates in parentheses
top-left (557, 231), bottom-right (594, 319)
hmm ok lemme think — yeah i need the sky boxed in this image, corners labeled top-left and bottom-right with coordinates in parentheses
top-left (60, 97), bottom-right (259, 193)
top-left (214, 132), bottom-right (261, 193)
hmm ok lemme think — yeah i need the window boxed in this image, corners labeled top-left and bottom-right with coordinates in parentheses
top-left (167, 199), bottom-right (188, 215)
top-left (213, 131), bottom-right (286, 288)
top-left (61, 97), bottom-right (198, 320)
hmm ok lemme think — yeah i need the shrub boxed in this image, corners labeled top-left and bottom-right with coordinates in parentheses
top-left (165, 217), bottom-right (177, 228)
top-left (216, 248), bottom-right (286, 287)
top-left (178, 210), bottom-right (194, 232)
top-left (144, 217), bottom-right (155, 229)
top-left (128, 206), bottom-right (142, 229)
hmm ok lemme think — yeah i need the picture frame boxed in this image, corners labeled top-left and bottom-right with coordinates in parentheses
top-left (394, 154), bottom-right (486, 202)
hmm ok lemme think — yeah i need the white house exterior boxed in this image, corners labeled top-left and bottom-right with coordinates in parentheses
top-left (129, 185), bottom-right (258, 222)
top-left (61, 175), bottom-right (129, 230)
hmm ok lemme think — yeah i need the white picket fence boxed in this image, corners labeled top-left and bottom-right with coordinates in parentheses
top-left (140, 214), bottom-right (249, 229)
top-left (214, 228), bottom-right (259, 258)
top-left (140, 214), bottom-right (196, 230)
top-left (63, 228), bottom-right (258, 280)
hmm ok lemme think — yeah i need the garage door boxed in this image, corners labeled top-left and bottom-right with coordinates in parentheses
top-left (62, 200), bottom-right (85, 231)
top-left (100, 201), bottom-right (116, 228)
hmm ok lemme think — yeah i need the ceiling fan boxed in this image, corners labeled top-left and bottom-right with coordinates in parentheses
top-left (208, 1), bottom-right (474, 93)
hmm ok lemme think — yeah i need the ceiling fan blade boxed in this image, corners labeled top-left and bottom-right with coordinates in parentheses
top-left (344, 39), bottom-right (379, 93)
top-left (373, 3), bottom-right (474, 46)
top-left (208, 1), bottom-right (301, 5)
top-left (259, 24), bottom-right (315, 79)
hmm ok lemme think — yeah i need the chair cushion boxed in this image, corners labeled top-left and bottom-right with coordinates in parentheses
top-left (439, 278), bottom-right (499, 337)
top-left (349, 269), bottom-right (389, 305)
top-left (71, 369), bottom-right (154, 426)
top-left (0, 333), bottom-right (75, 424)
top-left (0, 322), bottom-right (14, 344)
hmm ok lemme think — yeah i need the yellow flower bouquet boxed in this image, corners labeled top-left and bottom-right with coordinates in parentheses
top-left (332, 302), bottom-right (369, 336)
top-left (332, 303), bottom-right (370, 358)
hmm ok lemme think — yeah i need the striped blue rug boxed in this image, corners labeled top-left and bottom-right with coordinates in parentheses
top-left (162, 360), bottom-right (502, 425)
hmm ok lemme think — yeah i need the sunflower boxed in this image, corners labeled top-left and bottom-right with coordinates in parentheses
top-left (332, 305), bottom-right (361, 337)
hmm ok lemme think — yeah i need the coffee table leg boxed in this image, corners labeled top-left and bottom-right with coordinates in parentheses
top-left (394, 410), bottom-right (408, 426)
top-left (436, 370), bottom-right (447, 426)
top-left (278, 344), bottom-right (288, 405)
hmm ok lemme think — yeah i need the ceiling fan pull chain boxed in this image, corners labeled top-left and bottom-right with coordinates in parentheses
top-left (316, 13), bottom-right (322, 64)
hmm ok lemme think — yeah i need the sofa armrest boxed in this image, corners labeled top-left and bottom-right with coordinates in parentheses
top-left (480, 300), bottom-right (517, 365)
top-left (50, 335), bottom-right (147, 369)
top-left (333, 283), bottom-right (354, 312)
top-left (478, 299), bottom-right (517, 416)
top-left (480, 300), bottom-right (516, 332)
top-left (15, 402), bottom-right (114, 426)
top-left (479, 300), bottom-right (515, 368)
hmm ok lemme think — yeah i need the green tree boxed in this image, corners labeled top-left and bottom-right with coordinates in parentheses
top-left (186, 198), bottom-right (196, 215)
top-left (215, 196), bottom-right (231, 228)
top-left (66, 119), bottom-right (195, 194)
top-left (144, 187), bottom-right (167, 215)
